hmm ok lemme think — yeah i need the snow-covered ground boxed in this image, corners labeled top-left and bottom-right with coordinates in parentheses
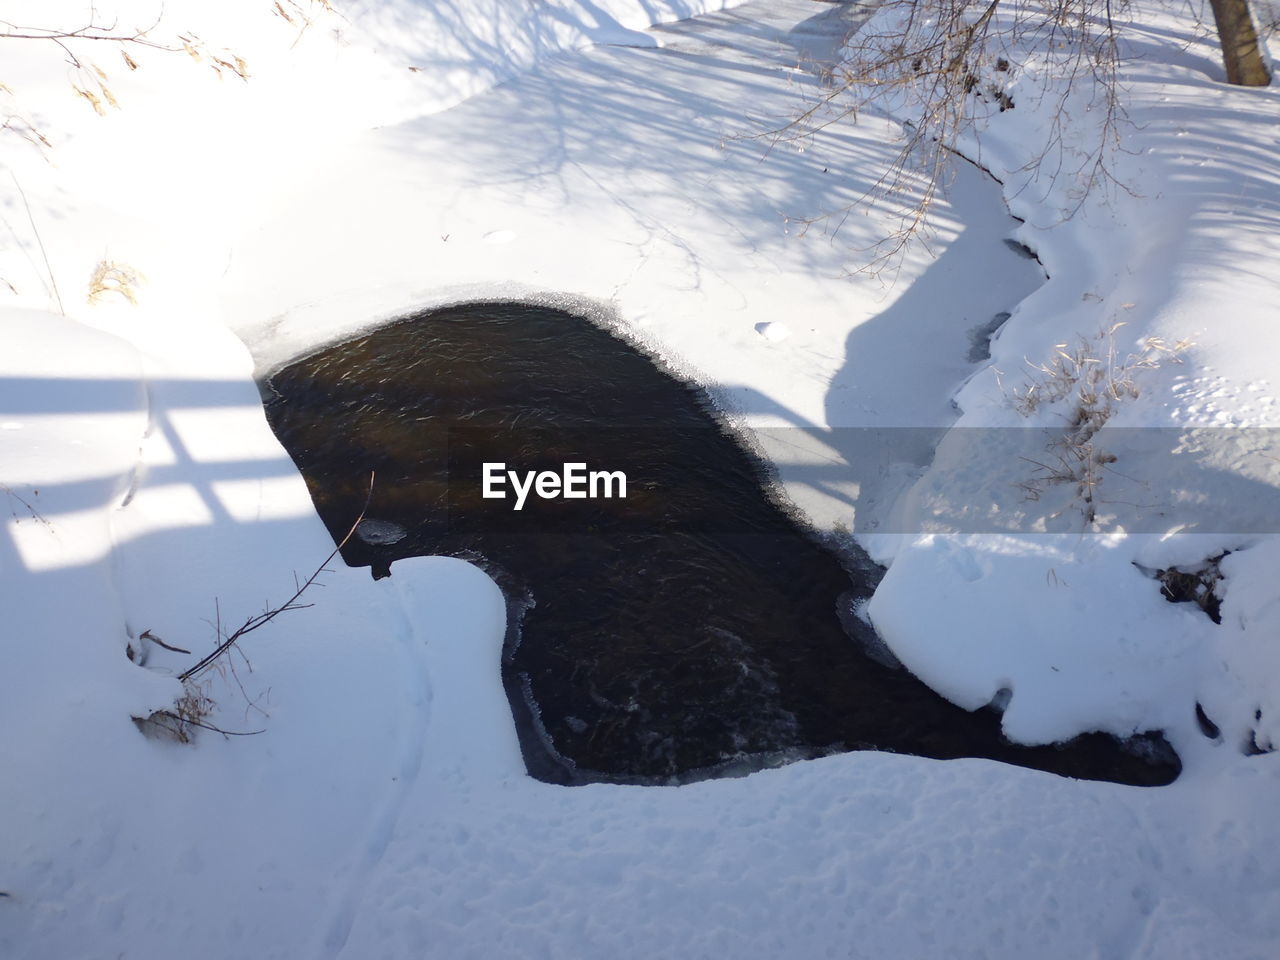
top-left (2, 0), bottom-right (1279, 957)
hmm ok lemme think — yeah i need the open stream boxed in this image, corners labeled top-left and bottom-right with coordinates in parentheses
top-left (262, 301), bottom-right (1178, 786)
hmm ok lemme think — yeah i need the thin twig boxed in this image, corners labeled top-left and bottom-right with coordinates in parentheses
top-left (0, 481), bottom-right (52, 529)
top-left (177, 472), bottom-right (375, 682)
top-left (140, 629), bottom-right (191, 655)
top-left (10, 172), bottom-right (62, 314)
top-left (150, 713), bottom-right (265, 736)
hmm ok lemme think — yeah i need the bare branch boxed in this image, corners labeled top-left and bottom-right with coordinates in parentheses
top-left (757, 0), bottom-right (1139, 273)
top-left (177, 473), bottom-right (375, 683)
top-left (140, 630), bottom-right (191, 655)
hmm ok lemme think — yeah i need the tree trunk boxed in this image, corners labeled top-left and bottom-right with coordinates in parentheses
top-left (1208, 0), bottom-right (1271, 86)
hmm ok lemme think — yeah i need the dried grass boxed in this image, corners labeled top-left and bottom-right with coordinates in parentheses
top-left (1008, 323), bottom-right (1191, 524)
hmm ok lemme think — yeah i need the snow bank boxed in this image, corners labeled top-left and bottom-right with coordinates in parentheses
top-left (0, 300), bottom-right (511, 956)
top-left (859, 0), bottom-right (1280, 762)
top-left (0, 0), bottom-right (739, 329)
top-left (870, 532), bottom-right (1206, 744)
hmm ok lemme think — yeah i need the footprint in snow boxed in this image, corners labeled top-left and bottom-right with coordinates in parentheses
top-left (755, 321), bottom-right (791, 342)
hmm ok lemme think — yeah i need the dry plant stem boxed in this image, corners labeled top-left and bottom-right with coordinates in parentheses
top-left (0, 15), bottom-right (174, 69)
top-left (88, 260), bottom-right (144, 304)
top-left (1010, 325), bottom-right (1188, 524)
top-left (177, 473), bottom-right (374, 683)
top-left (140, 629), bottom-right (190, 655)
top-left (0, 481), bottom-right (51, 529)
top-left (10, 172), bottom-right (63, 314)
top-left (0, 98), bottom-right (52, 151)
top-left (179, 716), bottom-right (264, 737)
top-left (2, 10), bottom-right (255, 146)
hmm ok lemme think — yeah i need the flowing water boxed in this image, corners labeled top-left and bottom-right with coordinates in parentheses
top-left (262, 301), bottom-right (1178, 786)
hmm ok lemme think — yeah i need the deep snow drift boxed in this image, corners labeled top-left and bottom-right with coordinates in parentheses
top-left (2, 1), bottom-right (1279, 957)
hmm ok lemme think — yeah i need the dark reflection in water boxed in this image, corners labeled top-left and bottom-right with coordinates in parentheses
top-left (262, 301), bottom-right (1178, 786)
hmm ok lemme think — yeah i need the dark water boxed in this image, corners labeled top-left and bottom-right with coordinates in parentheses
top-left (261, 301), bottom-right (1178, 787)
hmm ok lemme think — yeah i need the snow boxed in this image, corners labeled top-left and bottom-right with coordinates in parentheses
top-left (755, 320), bottom-right (793, 342)
top-left (858, 1), bottom-right (1280, 764)
top-left (869, 532), bottom-right (1208, 744)
top-left (3, 0), bottom-right (1280, 957)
